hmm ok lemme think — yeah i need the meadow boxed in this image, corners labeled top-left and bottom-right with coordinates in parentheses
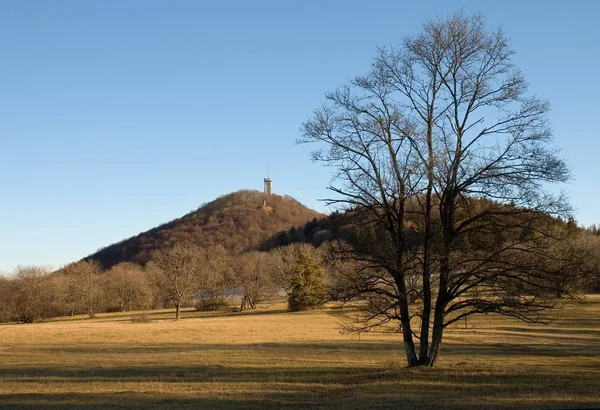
top-left (1, 296), bottom-right (599, 409)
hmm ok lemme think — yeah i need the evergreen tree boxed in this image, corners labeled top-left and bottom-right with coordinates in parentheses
top-left (288, 252), bottom-right (327, 311)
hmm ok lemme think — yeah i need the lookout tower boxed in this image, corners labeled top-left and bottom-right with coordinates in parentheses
top-left (262, 166), bottom-right (273, 211)
top-left (264, 165), bottom-right (272, 195)
top-left (264, 176), bottom-right (272, 195)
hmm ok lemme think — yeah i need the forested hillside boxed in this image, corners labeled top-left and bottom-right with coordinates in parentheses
top-left (86, 190), bottom-right (324, 269)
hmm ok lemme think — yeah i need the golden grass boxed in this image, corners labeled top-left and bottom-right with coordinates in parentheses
top-left (1, 296), bottom-right (599, 409)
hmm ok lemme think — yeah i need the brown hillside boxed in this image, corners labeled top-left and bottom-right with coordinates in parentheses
top-left (86, 190), bottom-right (324, 269)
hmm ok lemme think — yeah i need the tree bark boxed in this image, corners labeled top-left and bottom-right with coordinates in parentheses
top-left (419, 176), bottom-right (434, 363)
top-left (426, 238), bottom-right (451, 366)
top-left (397, 277), bottom-right (419, 366)
top-left (401, 312), bottom-right (419, 367)
top-left (425, 303), bottom-right (445, 366)
top-left (175, 303), bottom-right (181, 320)
top-left (426, 325), bottom-right (444, 366)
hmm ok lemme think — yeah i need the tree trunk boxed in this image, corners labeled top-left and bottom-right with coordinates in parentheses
top-left (394, 271), bottom-right (419, 367)
top-left (399, 299), bottom-right (419, 366)
top-left (425, 242), bottom-right (450, 367)
top-left (419, 185), bottom-right (433, 363)
top-left (419, 93), bottom-right (436, 365)
top-left (425, 305), bottom-right (445, 366)
top-left (175, 303), bottom-right (181, 320)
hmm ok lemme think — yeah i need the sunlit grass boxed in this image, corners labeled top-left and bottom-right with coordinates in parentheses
top-left (1, 296), bottom-right (599, 409)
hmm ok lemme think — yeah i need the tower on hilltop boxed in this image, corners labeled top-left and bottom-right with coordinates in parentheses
top-left (264, 164), bottom-right (272, 195)
top-left (263, 166), bottom-right (273, 210)
top-left (264, 175), bottom-right (272, 195)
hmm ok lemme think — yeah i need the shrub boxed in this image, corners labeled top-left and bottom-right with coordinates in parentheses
top-left (132, 314), bottom-right (151, 323)
top-left (195, 298), bottom-right (229, 311)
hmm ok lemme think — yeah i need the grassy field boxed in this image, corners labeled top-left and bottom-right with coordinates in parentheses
top-left (1, 296), bottom-right (599, 409)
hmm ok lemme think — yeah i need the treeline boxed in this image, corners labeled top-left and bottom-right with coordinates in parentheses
top-left (584, 224), bottom-right (600, 236)
top-left (582, 224), bottom-right (600, 291)
top-left (0, 243), bottom-right (332, 323)
top-left (2, 205), bottom-right (598, 324)
top-left (268, 208), bottom-right (600, 293)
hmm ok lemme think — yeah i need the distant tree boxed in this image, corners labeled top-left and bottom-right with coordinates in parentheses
top-left (0, 274), bottom-right (15, 322)
top-left (105, 262), bottom-right (152, 312)
top-left (0, 274), bottom-right (14, 322)
top-left (63, 260), bottom-right (104, 319)
top-left (288, 251), bottom-right (328, 311)
top-left (50, 272), bottom-right (78, 317)
top-left (270, 243), bottom-right (323, 294)
top-left (320, 249), bottom-right (360, 302)
top-left (585, 224), bottom-right (600, 236)
top-left (11, 266), bottom-right (57, 323)
top-left (148, 244), bottom-right (203, 320)
top-left (234, 252), bottom-right (276, 310)
top-left (566, 216), bottom-right (578, 232)
top-left (196, 245), bottom-right (231, 311)
top-left (301, 12), bottom-right (579, 366)
top-left (574, 233), bottom-right (600, 291)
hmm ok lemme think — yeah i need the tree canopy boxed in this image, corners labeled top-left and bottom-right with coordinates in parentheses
top-left (300, 12), bottom-right (583, 367)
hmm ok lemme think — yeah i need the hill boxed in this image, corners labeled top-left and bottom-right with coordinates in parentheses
top-left (86, 190), bottom-right (324, 269)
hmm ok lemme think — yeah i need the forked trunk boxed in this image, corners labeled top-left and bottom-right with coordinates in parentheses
top-left (424, 255), bottom-right (449, 367)
top-left (419, 92), bottom-right (436, 365)
top-left (396, 273), bottom-right (419, 367)
top-left (399, 298), bottom-right (419, 366)
top-left (401, 317), bottom-right (419, 367)
top-left (419, 210), bottom-right (432, 363)
top-left (419, 216), bottom-right (432, 363)
top-left (425, 308), bottom-right (445, 366)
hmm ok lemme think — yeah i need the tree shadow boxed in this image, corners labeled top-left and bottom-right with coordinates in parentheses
top-left (41, 306), bottom-right (292, 324)
top-left (492, 326), bottom-right (600, 337)
top-left (2, 340), bottom-right (599, 408)
top-left (0, 366), bottom-right (598, 410)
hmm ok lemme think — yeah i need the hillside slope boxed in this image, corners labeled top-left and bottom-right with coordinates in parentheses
top-left (86, 190), bottom-right (324, 269)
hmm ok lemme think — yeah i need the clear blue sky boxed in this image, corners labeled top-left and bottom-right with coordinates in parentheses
top-left (1, 1), bottom-right (598, 272)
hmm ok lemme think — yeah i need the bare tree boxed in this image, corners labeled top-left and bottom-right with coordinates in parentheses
top-left (300, 12), bottom-right (580, 367)
top-left (569, 232), bottom-right (600, 292)
top-left (148, 244), bottom-right (203, 320)
top-left (63, 260), bottom-right (104, 319)
top-left (0, 274), bottom-right (14, 322)
top-left (105, 262), bottom-right (152, 312)
top-left (234, 252), bottom-right (276, 310)
top-left (196, 245), bottom-right (231, 310)
top-left (10, 266), bottom-right (57, 323)
top-left (50, 272), bottom-right (78, 317)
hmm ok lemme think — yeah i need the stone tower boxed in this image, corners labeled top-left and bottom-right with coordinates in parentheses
top-left (264, 176), bottom-right (272, 195)
top-left (264, 164), bottom-right (272, 196)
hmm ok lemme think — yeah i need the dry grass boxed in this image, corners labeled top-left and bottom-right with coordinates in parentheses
top-left (1, 296), bottom-right (599, 409)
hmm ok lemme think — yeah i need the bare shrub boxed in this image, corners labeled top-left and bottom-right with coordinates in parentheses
top-left (131, 313), bottom-right (151, 323)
